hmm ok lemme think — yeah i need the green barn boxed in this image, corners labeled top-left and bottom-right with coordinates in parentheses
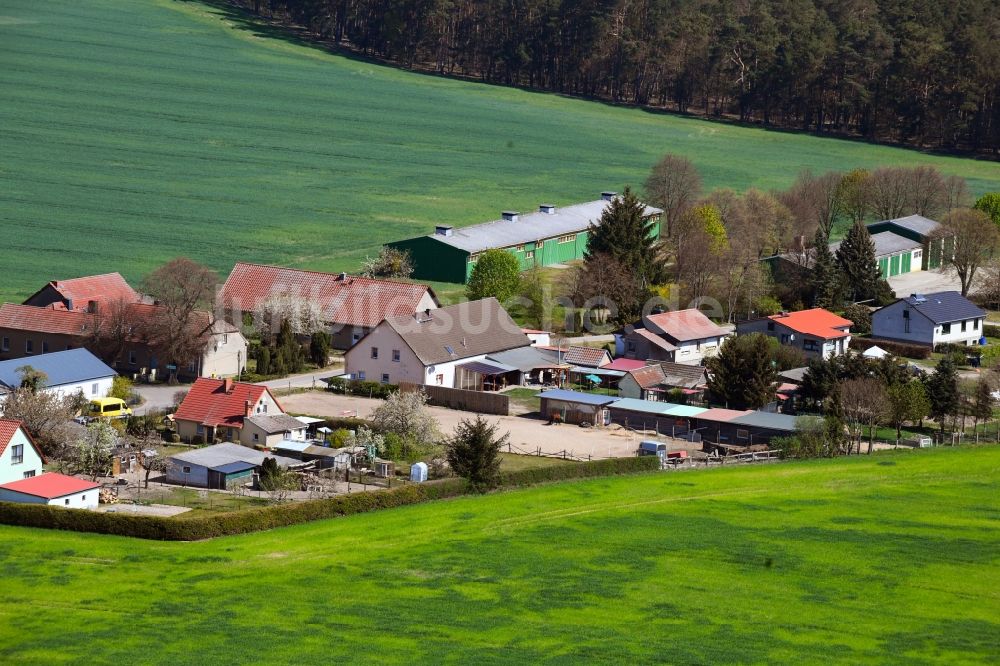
top-left (388, 193), bottom-right (662, 283)
top-left (865, 214), bottom-right (953, 271)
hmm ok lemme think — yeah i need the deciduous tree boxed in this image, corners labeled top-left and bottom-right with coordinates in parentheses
top-left (644, 153), bottom-right (702, 239)
top-left (938, 208), bottom-right (1000, 296)
top-left (466, 248), bottom-right (522, 303)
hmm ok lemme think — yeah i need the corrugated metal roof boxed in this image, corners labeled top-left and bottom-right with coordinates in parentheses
top-left (418, 198), bottom-right (662, 253)
top-left (457, 360), bottom-right (517, 376)
top-left (487, 346), bottom-right (566, 371)
top-left (568, 366), bottom-right (625, 377)
top-left (693, 408), bottom-right (749, 423)
top-left (730, 411), bottom-right (798, 432)
top-left (170, 442), bottom-right (298, 468)
top-left (538, 389), bottom-right (618, 406)
top-left (664, 404), bottom-right (707, 417)
top-left (211, 461), bottom-right (257, 474)
top-left (0, 349), bottom-right (115, 390)
top-left (609, 398), bottom-right (677, 415)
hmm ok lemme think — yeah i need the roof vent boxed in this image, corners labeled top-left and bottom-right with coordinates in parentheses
top-left (601, 191), bottom-right (617, 201)
top-left (501, 211), bottom-right (520, 222)
top-left (911, 293), bottom-right (927, 304)
top-left (539, 204), bottom-right (556, 215)
top-left (434, 225), bottom-right (453, 237)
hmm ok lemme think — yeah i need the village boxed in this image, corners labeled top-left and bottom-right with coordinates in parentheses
top-left (0, 187), bottom-right (998, 516)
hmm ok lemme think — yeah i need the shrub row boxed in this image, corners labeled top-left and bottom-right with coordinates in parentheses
top-left (849, 337), bottom-right (932, 359)
top-left (981, 323), bottom-right (1000, 339)
top-left (325, 377), bottom-right (399, 399)
top-left (0, 457), bottom-right (659, 541)
top-left (933, 342), bottom-right (982, 356)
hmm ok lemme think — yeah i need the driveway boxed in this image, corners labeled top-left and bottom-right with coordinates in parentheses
top-left (887, 269), bottom-right (963, 296)
top-left (281, 390), bottom-right (659, 459)
top-left (133, 384), bottom-right (185, 415)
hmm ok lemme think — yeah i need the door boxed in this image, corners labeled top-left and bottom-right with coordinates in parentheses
top-left (900, 251), bottom-right (911, 273)
top-left (889, 254), bottom-right (900, 277)
top-left (878, 257), bottom-right (889, 278)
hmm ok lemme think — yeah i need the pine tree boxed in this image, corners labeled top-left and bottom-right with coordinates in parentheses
top-left (445, 415), bottom-right (508, 490)
top-left (924, 357), bottom-right (959, 436)
top-left (706, 334), bottom-right (778, 409)
top-left (585, 186), bottom-right (665, 287)
top-left (810, 228), bottom-right (841, 308)
top-left (835, 221), bottom-right (883, 302)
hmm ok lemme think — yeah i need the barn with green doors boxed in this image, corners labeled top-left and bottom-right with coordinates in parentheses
top-left (865, 214), bottom-right (953, 271)
top-left (388, 193), bottom-right (662, 283)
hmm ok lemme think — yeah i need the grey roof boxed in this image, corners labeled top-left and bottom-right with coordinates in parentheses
top-left (730, 411), bottom-right (798, 432)
top-left (829, 231), bottom-right (921, 258)
top-left (487, 346), bottom-right (567, 371)
top-left (895, 291), bottom-right (986, 325)
top-left (246, 413), bottom-right (308, 434)
top-left (778, 367), bottom-right (808, 384)
top-left (657, 362), bottom-right (709, 388)
top-left (538, 389), bottom-right (618, 406)
top-left (169, 442), bottom-right (298, 469)
top-left (212, 461), bottom-right (257, 474)
top-left (0, 348), bottom-right (115, 390)
top-left (382, 297), bottom-right (531, 365)
top-left (873, 214), bottom-right (941, 237)
top-left (420, 198), bottom-right (662, 254)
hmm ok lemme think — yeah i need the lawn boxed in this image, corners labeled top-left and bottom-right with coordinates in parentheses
top-left (1, 446), bottom-right (998, 663)
top-left (2, 0), bottom-right (1000, 304)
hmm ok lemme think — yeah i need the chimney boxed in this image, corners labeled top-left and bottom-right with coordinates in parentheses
top-left (65, 298), bottom-right (74, 311)
top-left (601, 191), bottom-right (617, 201)
top-left (245, 399), bottom-right (252, 417)
top-left (339, 272), bottom-right (347, 280)
top-left (539, 204), bottom-right (556, 215)
top-left (434, 225), bottom-right (453, 237)
top-left (87, 300), bottom-right (99, 314)
top-left (223, 377), bottom-right (233, 393)
top-left (501, 211), bottom-right (520, 222)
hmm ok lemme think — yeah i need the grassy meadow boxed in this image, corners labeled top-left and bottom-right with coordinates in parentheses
top-left (1, 0), bottom-right (1000, 303)
top-left (0, 446), bottom-right (998, 664)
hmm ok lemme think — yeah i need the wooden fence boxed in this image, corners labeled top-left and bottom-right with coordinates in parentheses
top-left (399, 382), bottom-right (509, 415)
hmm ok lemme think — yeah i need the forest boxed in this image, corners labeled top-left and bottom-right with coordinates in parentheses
top-left (245, 0), bottom-right (1000, 154)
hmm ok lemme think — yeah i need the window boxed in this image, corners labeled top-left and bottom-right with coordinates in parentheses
top-left (913, 250), bottom-right (922, 260)
top-left (253, 432), bottom-right (259, 442)
top-left (352, 333), bottom-right (361, 343)
top-left (23, 470), bottom-right (35, 479)
top-left (626, 340), bottom-right (636, 353)
top-left (961, 320), bottom-right (967, 332)
top-left (11, 444), bottom-right (23, 464)
top-left (25, 339), bottom-right (33, 354)
top-left (223, 334), bottom-right (228, 344)
top-left (767, 322), bottom-right (775, 331)
top-left (187, 361), bottom-right (197, 372)
top-left (381, 373), bottom-right (390, 384)
top-left (42, 341), bottom-right (49, 353)
top-left (942, 323), bottom-right (952, 335)
top-left (91, 382), bottom-right (99, 395)
top-left (557, 234), bottom-right (575, 243)
top-left (525, 251), bottom-right (535, 260)
top-left (0, 336), bottom-right (7, 351)
top-left (975, 319), bottom-right (980, 330)
top-left (128, 350), bottom-right (137, 365)
top-left (371, 347), bottom-right (379, 359)
top-left (435, 374), bottom-right (444, 385)
top-left (515, 245), bottom-right (524, 252)
top-left (81, 495), bottom-right (86, 501)
top-left (357, 371), bottom-right (366, 380)
top-left (780, 334), bottom-right (790, 344)
top-left (65, 499), bottom-right (70, 506)
top-left (392, 349), bottom-right (400, 362)
top-left (182, 466), bottom-right (191, 474)
top-left (802, 339), bottom-right (819, 352)
top-left (196, 424), bottom-right (205, 435)
top-left (467, 254), bottom-right (478, 263)
top-left (736, 429), bottom-right (749, 440)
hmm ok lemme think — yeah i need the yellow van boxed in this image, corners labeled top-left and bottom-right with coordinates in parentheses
top-left (87, 397), bottom-right (133, 420)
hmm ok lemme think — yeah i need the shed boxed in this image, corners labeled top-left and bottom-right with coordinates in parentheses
top-left (607, 398), bottom-right (707, 438)
top-left (0, 473), bottom-right (99, 509)
top-left (538, 389), bottom-right (617, 425)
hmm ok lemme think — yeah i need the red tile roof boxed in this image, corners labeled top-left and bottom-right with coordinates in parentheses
top-left (563, 346), bottom-right (610, 367)
top-left (769, 308), bottom-right (852, 340)
top-left (0, 472), bottom-right (99, 499)
top-left (644, 309), bottom-right (727, 343)
top-left (603, 358), bottom-right (648, 372)
top-left (0, 302), bottom-right (228, 339)
top-left (173, 378), bottom-right (276, 429)
top-left (46, 273), bottom-right (139, 310)
top-left (628, 364), bottom-right (667, 389)
top-left (221, 262), bottom-right (437, 329)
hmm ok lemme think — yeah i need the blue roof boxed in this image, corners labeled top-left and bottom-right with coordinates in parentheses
top-left (538, 389), bottom-right (618, 406)
top-left (898, 291), bottom-right (985, 325)
top-left (0, 348), bottom-right (116, 390)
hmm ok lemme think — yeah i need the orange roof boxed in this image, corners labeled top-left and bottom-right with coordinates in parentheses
top-left (43, 273), bottom-right (139, 310)
top-left (174, 378), bottom-right (277, 429)
top-left (0, 472), bottom-right (99, 499)
top-left (221, 262), bottom-right (437, 329)
top-left (769, 308), bottom-right (852, 340)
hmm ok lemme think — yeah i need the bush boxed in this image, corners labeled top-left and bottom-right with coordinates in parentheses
top-left (325, 377), bottom-right (398, 399)
top-left (983, 324), bottom-right (1000, 339)
top-left (850, 337), bottom-right (931, 359)
top-left (170, 433), bottom-right (181, 443)
top-left (0, 457), bottom-right (659, 540)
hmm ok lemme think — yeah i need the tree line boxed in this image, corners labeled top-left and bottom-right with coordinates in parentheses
top-left (245, 0), bottom-right (1000, 153)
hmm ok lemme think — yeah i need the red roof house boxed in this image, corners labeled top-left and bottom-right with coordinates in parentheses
top-left (736, 308), bottom-right (853, 358)
top-left (0, 473), bottom-right (99, 499)
top-left (220, 262), bottom-right (439, 348)
top-left (23, 272), bottom-right (140, 312)
top-left (173, 378), bottom-right (283, 444)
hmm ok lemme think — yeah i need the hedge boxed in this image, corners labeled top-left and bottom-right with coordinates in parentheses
top-left (849, 337), bottom-right (931, 359)
top-left (983, 324), bottom-right (1000, 339)
top-left (0, 457), bottom-right (659, 541)
top-left (325, 377), bottom-right (399, 399)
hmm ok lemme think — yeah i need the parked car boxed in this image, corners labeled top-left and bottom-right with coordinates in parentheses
top-left (87, 397), bottom-right (132, 420)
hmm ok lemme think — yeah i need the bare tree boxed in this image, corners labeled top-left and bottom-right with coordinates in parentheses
top-left (938, 208), bottom-right (1000, 296)
top-left (360, 246), bottom-right (414, 279)
top-left (778, 170), bottom-right (843, 238)
top-left (868, 166), bottom-right (968, 221)
top-left (644, 153), bottom-right (702, 239)
top-left (975, 259), bottom-right (1000, 311)
top-left (141, 258), bottom-right (218, 383)
top-left (135, 440), bottom-right (166, 489)
top-left (839, 378), bottom-right (889, 454)
top-left (867, 167), bottom-right (911, 220)
top-left (88, 298), bottom-right (144, 366)
top-left (1, 387), bottom-right (80, 459)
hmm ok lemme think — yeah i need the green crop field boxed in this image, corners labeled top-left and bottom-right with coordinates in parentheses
top-left (1, 1), bottom-right (999, 303)
top-left (1, 446), bottom-right (998, 664)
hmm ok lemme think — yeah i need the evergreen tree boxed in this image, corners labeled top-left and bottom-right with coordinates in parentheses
top-left (924, 357), bottom-right (959, 436)
top-left (309, 331), bottom-right (330, 367)
top-left (810, 228), bottom-right (841, 308)
top-left (706, 334), bottom-right (778, 409)
top-left (445, 415), bottom-right (508, 490)
top-left (585, 186), bottom-right (665, 287)
top-left (835, 221), bottom-right (885, 303)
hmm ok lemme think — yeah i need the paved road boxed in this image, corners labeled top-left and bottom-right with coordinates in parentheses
top-left (887, 268), bottom-right (963, 296)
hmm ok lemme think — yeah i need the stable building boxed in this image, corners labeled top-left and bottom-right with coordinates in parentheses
top-left (866, 214), bottom-right (952, 271)
top-left (387, 192), bottom-right (662, 283)
top-left (537, 389), bottom-right (617, 426)
top-left (166, 442), bottom-right (302, 489)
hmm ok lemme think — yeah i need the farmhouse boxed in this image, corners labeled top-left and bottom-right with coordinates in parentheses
top-left (344, 298), bottom-right (532, 389)
top-left (173, 378), bottom-right (285, 445)
top-left (537, 389), bottom-right (617, 426)
top-left (22, 272), bottom-right (140, 312)
top-left (387, 192), bottom-right (663, 283)
top-left (619, 309), bottom-right (730, 365)
top-left (736, 308), bottom-right (853, 359)
top-left (0, 419), bottom-right (44, 485)
top-left (0, 473), bottom-right (100, 509)
top-left (0, 348), bottom-right (116, 402)
top-left (220, 262), bottom-right (439, 349)
top-left (871, 291), bottom-right (985, 347)
top-left (0, 303), bottom-right (246, 380)
top-left (166, 442), bottom-right (301, 489)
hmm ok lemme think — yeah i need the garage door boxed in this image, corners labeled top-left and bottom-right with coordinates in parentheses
top-left (889, 254), bottom-right (901, 276)
top-left (878, 257), bottom-right (889, 278)
top-left (900, 251), bottom-right (911, 273)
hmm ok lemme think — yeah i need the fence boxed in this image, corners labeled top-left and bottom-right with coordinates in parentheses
top-left (399, 381), bottom-right (509, 415)
top-left (505, 442), bottom-right (600, 462)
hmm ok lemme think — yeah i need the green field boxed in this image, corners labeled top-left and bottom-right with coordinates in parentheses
top-left (1, 446), bottom-right (998, 663)
top-left (2, 1), bottom-right (1000, 303)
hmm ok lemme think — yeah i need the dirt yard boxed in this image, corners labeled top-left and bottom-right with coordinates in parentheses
top-left (280, 391), bottom-right (660, 459)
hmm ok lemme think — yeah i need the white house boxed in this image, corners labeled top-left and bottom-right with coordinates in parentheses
top-left (344, 298), bottom-right (532, 388)
top-left (0, 348), bottom-right (115, 403)
top-left (736, 308), bottom-right (853, 359)
top-left (872, 292), bottom-right (986, 347)
top-left (0, 473), bottom-right (99, 509)
top-left (0, 419), bottom-right (44, 485)
top-left (618, 309), bottom-right (731, 365)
